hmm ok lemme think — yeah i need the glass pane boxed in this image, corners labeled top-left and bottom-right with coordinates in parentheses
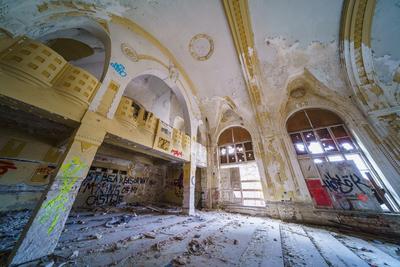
top-left (220, 146), bottom-right (227, 156)
top-left (344, 154), bottom-right (368, 170)
top-left (331, 125), bottom-right (348, 138)
top-left (243, 199), bottom-right (265, 206)
top-left (237, 153), bottom-right (245, 162)
top-left (307, 141), bottom-right (324, 154)
top-left (233, 191), bottom-right (242, 198)
top-left (241, 182), bottom-right (262, 190)
top-left (235, 143), bottom-right (244, 153)
top-left (303, 131), bottom-right (316, 142)
top-left (246, 151), bottom-right (255, 161)
top-left (228, 154), bottom-right (236, 163)
top-left (337, 137), bottom-right (356, 151)
top-left (242, 191), bottom-right (264, 198)
top-left (290, 133), bottom-right (307, 155)
top-left (328, 154), bottom-right (345, 162)
top-left (321, 139), bottom-right (338, 152)
top-left (227, 145), bottom-right (235, 155)
top-left (313, 157), bottom-right (326, 164)
top-left (244, 142), bottom-right (253, 151)
top-left (220, 155), bottom-right (227, 164)
top-left (316, 128), bottom-right (332, 140)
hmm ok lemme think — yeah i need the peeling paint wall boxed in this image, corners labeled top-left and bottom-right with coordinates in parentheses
top-left (0, 129), bottom-right (64, 211)
top-left (371, 0), bottom-right (400, 105)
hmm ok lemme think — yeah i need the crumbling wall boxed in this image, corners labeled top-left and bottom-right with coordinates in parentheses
top-left (0, 129), bottom-right (64, 211)
top-left (162, 164), bottom-right (184, 206)
top-left (74, 154), bottom-right (166, 208)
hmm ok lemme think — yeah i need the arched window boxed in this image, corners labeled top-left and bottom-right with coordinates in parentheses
top-left (218, 127), bottom-right (255, 165)
top-left (218, 127), bottom-right (264, 207)
top-left (287, 108), bottom-right (396, 211)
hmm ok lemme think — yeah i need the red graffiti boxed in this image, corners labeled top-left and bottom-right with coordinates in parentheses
top-left (0, 160), bottom-right (17, 175)
top-left (171, 149), bottom-right (183, 157)
top-left (357, 193), bottom-right (369, 202)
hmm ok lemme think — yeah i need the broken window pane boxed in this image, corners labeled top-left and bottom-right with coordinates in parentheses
top-left (246, 151), bottom-right (255, 161)
top-left (316, 128), bottom-right (332, 140)
top-left (244, 142), bottom-right (253, 151)
top-left (290, 133), bottom-right (307, 155)
top-left (307, 141), bottom-right (324, 154)
top-left (228, 154), bottom-right (236, 163)
top-left (331, 125), bottom-right (348, 138)
top-left (337, 137), bottom-right (356, 151)
top-left (242, 191), bottom-right (264, 198)
top-left (321, 139), bottom-right (338, 152)
top-left (241, 182), bottom-right (263, 190)
top-left (303, 131), bottom-right (316, 142)
top-left (313, 157), bottom-right (326, 164)
top-left (345, 154), bottom-right (367, 170)
top-left (237, 153), bottom-right (245, 162)
top-left (327, 155), bottom-right (344, 162)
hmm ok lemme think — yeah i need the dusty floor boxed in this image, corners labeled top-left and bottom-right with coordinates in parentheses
top-left (1, 207), bottom-right (400, 266)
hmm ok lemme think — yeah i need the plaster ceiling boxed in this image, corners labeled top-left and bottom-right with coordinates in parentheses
top-left (2, 0), bottom-right (395, 127)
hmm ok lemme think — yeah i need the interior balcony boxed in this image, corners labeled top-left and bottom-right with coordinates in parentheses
top-left (0, 36), bottom-right (100, 122)
top-left (107, 96), bottom-right (191, 162)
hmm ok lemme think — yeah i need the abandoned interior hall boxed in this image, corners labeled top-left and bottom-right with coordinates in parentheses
top-left (0, 0), bottom-right (400, 266)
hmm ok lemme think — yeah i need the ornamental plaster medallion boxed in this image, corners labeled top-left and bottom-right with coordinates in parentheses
top-left (121, 43), bottom-right (139, 62)
top-left (189, 34), bottom-right (214, 61)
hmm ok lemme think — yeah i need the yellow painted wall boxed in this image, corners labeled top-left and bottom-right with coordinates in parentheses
top-left (0, 128), bottom-right (64, 211)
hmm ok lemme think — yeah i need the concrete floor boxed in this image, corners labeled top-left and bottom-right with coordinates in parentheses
top-left (1, 207), bottom-right (400, 266)
top-left (1, 207), bottom-right (396, 267)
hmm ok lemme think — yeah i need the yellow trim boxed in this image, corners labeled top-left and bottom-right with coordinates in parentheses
top-left (110, 15), bottom-right (197, 97)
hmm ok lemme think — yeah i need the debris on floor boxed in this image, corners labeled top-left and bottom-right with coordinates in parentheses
top-left (1, 209), bottom-right (400, 267)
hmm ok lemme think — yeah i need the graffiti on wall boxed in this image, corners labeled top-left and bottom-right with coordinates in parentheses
top-left (316, 162), bottom-right (381, 211)
top-left (77, 164), bottom-right (157, 207)
top-left (0, 158), bottom-right (55, 185)
top-left (165, 172), bottom-right (183, 198)
top-left (39, 157), bottom-right (87, 234)
top-left (110, 62), bottom-right (127, 77)
top-left (171, 149), bottom-right (182, 157)
top-left (0, 160), bottom-right (17, 175)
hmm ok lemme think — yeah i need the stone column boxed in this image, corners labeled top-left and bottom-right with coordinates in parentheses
top-left (182, 161), bottom-right (196, 215)
top-left (8, 123), bottom-right (106, 265)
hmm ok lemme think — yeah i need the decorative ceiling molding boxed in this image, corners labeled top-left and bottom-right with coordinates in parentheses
top-left (222, 0), bottom-right (263, 108)
top-left (189, 33), bottom-right (214, 61)
top-left (340, 0), bottom-right (388, 111)
top-left (222, 0), bottom-right (274, 191)
top-left (340, 0), bottom-right (400, 174)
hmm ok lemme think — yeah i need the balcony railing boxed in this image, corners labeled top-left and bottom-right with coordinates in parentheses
top-left (0, 36), bottom-right (100, 107)
top-left (115, 95), bottom-right (191, 160)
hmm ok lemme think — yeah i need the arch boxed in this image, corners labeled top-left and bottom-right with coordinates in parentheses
top-left (32, 16), bottom-right (112, 83)
top-left (285, 107), bottom-right (399, 211)
top-left (116, 69), bottom-right (194, 135)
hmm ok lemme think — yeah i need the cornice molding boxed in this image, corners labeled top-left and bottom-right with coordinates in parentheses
top-left (222, 0), bottom-right (263, 109)
top-left (222, 0), bottom-right (275, 191)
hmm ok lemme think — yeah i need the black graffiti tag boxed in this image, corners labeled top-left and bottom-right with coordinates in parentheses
top-left (322, 172), bottom-right (369, 194)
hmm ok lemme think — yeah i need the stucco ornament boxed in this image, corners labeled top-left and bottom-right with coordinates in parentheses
top-left (121, 43), bottom-right (139, 62)
top-left (290, 87), bottom-right (306, 99)
top-left (168, 62), bottom-right (179, 82)
top-left (189, 33), bottom-right (214, 61)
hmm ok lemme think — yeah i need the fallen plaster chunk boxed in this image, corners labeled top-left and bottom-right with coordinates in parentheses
top-left (143, 232), bottom-right (156, 239)
top-left (69, 250), bottom-right (79, 259)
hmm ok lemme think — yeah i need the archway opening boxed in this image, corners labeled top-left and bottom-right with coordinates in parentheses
top-left (38, 27), bottom-right (109, 81)
top-left (124, 74), bottom-right (189, 133)
top-left (287, 108), bottom-right (397, 212)
top-left (217, 127), bottom-right (264, 207)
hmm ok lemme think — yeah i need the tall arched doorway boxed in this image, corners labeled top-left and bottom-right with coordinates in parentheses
top-left (217, 127), bottom-right (264, 207)
top-left (286, 108), bottom-right (397, 211)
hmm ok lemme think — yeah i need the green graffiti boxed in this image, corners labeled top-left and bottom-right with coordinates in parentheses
top-left (39, 156), bottom-right (87, 234)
